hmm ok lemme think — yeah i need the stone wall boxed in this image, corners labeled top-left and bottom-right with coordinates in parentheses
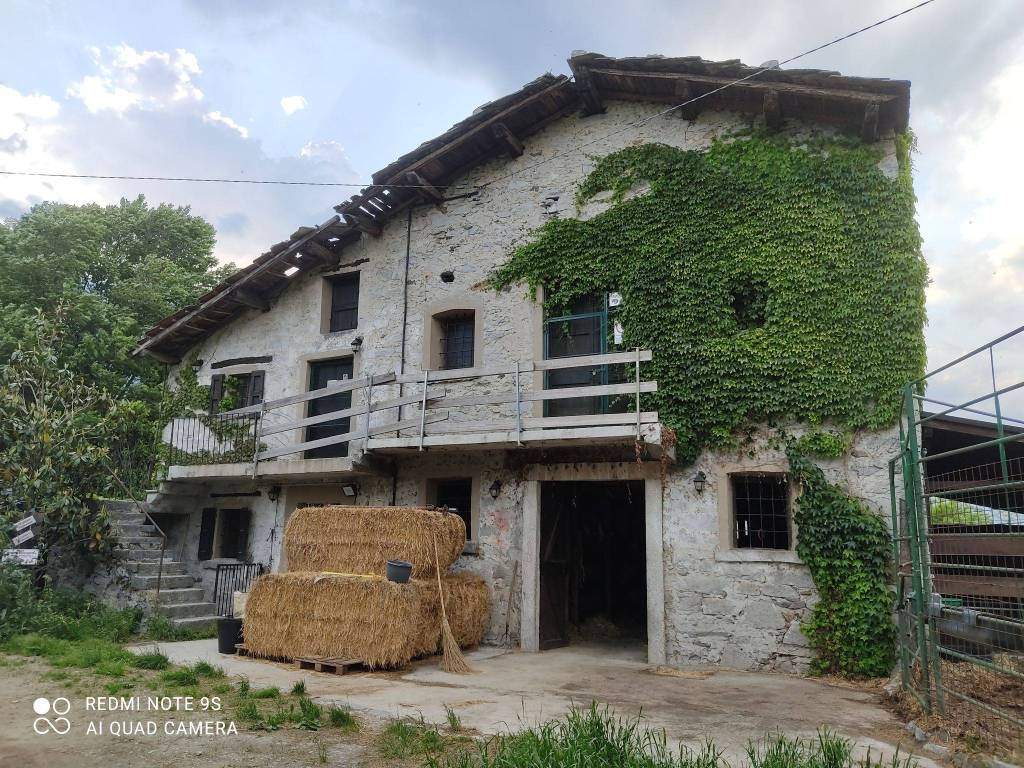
top-left (157, 100), bottom-right (905, 672)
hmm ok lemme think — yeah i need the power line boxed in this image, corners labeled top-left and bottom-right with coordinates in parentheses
top-left (0, 169), bottom-right (475, 190)
top-left (0, 0), bottom-right (937, 197)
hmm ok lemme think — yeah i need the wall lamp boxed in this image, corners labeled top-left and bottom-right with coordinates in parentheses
top-left (341, 482), bottom-right (359, 498)
top-left (488, 479), bottom-right (503, 499)
top-left (267, 485), bottom-right (282, 502)
top-left (350, 335), bottom-right (363, 353)
top-left (440, 270), bottom-right (455, 283)
top-left (693, 471), bottom-right (707, 494)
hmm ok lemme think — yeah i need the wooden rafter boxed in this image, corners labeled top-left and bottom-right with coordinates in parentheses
top-left (491, 123), bottom-right (524, 158)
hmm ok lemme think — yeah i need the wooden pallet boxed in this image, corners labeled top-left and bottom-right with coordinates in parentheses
top-left (294, 656), bottom-right (364, 675)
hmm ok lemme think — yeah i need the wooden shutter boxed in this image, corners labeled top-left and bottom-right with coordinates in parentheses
top-left (247, 371), bottom-right (265, 406)
top-left (209, 374), bottom-right (225, 414)
top-left (197, 508), bottom-right (217, 560)
top-left (234, 509), bottom-right (251, 561)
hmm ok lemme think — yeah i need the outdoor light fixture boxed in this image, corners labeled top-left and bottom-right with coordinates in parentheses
top-left (440, 269), bottom-right (455, 283)
top-left (488, 479), bottom-right (503, 499)
top-left (191, 358), bottom-right (204, 372)
top-left (267, 485), bottom-right (282, 502)
top-left (350, 335), bottom-right (363, 353)
top-left (693, 471), bottom-right (707, 494)
top-left (341, 482), bottom-right (359, 498)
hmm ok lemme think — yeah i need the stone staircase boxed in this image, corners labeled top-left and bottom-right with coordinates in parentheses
top-left (106, 500), bottom-right (220, 632)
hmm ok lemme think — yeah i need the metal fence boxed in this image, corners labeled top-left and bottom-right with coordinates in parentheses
top-left (213, 562), bottom-right (264, 617)
top-left (892, 328), bottom-right (1024, 759)
top-left (166, 412), bottom-right (262, 467)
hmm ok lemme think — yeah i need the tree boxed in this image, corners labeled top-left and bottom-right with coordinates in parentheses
top-left (0, 308), bottom-right (131, 576)
top-left (0, 196), bottom-right (234, 493)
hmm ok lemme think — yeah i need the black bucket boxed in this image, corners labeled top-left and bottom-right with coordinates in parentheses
top-left (386, 559), bottom-right (413, 584)
top-left (217, 617), bottom-right (243, 654)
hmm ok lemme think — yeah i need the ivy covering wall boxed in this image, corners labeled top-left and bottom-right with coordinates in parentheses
top-left (492, 134), bottom-right (927, 464)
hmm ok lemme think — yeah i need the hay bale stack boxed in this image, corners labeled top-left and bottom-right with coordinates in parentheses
top-left (243, 572), bottom-right (490, 667)
top-left (439, 573), bottom-right (490, 649)
top-left (244, 573), bottom-right (438, 668)
top-left (284, 505), bottom-right (465, 578)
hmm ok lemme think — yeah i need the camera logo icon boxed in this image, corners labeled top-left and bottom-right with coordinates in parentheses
top-left (33, 697), bottom-right (71, 735)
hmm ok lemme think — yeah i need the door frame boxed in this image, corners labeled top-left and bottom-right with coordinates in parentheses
top-left (520, 464), bottom-right (666, 665)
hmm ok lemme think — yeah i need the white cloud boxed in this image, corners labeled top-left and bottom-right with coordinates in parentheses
top-left (67, 45), bottom-right (204, 114)
top-left (2, 46), bottom-right (360, 264)
top-left (203, 110), bottom-right (249, 139)
top-left (280, 95), bottom-right (307, 115)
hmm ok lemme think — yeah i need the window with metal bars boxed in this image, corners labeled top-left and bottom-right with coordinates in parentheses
top-left (731, 473), bottom-right (790, 549)
top-left (328, 272), bottom-right (360, 332)
top-left (439, 312), bottom-right (475, 370)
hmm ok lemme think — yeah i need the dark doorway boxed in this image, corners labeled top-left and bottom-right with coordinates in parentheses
top-left (539, 480), bottom-right (646, 650)
top-left (306, 357), bottom-right (353, 459)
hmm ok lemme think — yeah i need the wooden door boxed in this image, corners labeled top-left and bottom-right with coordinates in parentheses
top-left (539, 486), bottom-right (570, 649)
top-left (305, 358), bottom-right (353, 458)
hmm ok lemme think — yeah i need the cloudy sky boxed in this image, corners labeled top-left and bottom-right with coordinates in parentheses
top-left (2, 0), bottom-right (1024, 409)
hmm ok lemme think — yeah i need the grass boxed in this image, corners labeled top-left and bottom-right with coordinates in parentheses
top-left (251, 685), bottom-right (281, 699)
top-left (328, 706), bottom-right (359, 731)
top-left (141, 613), bottom-right (217, 642)
top-left (445, 704), bottom-right (463, 732)
top-left (424, 706), bottom-right (918, 768)
top-left (131, 651), bottom-right (169, 670)
top-left (160, 666), bottom-right (199, 687)
top-left (380, 718), bottom-right (450, 759)
top-left (291, 679), bottom-right (306, 696)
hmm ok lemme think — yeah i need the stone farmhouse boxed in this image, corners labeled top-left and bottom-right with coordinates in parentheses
top-left (132, 53), bottom-right (920, 672)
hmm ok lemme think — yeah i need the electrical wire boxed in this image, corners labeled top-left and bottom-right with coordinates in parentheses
top-left (0, 0), bottom-right (937, 196)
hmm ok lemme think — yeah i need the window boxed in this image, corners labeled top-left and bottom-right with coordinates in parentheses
top-left (197, 507), bottom-right (251, 560)
top-left (731, 474), bottom-right (790, 549)
top-left (439, 312), bottom-right (475, 370)
top-left (328, 272), bottom-right (360, 332)
top-left (209, 372), bottom-right (264, 414)
top-left (429, 477), bottom-right (474, 542)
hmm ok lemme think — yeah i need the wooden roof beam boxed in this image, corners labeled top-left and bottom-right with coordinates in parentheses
top-left (861, 102), bottom-right (880, 143)
top-left (343, 212), bottom-right (383, 237)
top-left (302, 240), bottom-right (340, 266)
top-left (574, 66), bottom-right (605, 116)
top-left (763, 89), bottom-right (782, 132)
top-left (492, 123), bottom-right (524, 158)
top-left (232, 287), bottom-right (270, 311)
top-left (405, 171), bottom-right (445, 204)
top-left (674, 79), bottom-right (701, 121)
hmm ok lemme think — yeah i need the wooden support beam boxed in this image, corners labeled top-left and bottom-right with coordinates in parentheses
top-left (302, 240), bottom-right (339, 266)
top-left (674, 79), bottom-right (701, 121)
top-left (763, 89), bottom-right (782, 132)
top-left (342, 213), bottom-right (382, 237)
top-left (491, 123), bottom-right (524, 158)
top-left (574, 67), bottom-right (605, 116)
top-left (144, 348), bottom-right (181, 364)
top-left (232, 288), bottom-right (270, 311)
top-left (861, 102), bottom-right (880, 143)
top-left (405, 171), bottom-right (444, 204)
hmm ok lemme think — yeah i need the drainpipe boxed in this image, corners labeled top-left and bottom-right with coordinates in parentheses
top-left (392, 207), bottom-right (413, 506)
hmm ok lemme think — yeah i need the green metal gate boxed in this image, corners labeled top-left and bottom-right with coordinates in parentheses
top-left (892, 330), bottom-right (1024, 759)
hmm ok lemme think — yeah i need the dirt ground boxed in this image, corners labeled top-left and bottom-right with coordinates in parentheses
top-left (0, 643), bottom-right (947, 768)
top-left (0, 659), bottom-right (389, 768)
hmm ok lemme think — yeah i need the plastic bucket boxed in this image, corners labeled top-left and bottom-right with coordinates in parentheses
top-left (217, 616), bottom-right (243, 654)
top-left (386, 559), bottom-right (413, 584)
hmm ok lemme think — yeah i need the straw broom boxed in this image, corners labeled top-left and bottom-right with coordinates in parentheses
top-left (433, 534), bottom-right (471, 673)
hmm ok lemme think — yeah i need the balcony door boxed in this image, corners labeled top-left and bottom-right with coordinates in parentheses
top-left (305, 357), bottom-right (353, 459)
top-left (543, 293), bottom-right (627, 417)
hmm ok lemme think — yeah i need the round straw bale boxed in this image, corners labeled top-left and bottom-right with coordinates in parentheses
top-left (284, 505), bottom-right (465, 578)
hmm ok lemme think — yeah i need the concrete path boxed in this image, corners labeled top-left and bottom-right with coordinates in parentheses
top-left (133, 639), bottom-right (936, 766)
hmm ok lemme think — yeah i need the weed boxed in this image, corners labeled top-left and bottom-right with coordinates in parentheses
top-left (236, 676), bottom-right (250, 696)
top-left (212, 682), bottom-right (232, 695)
top-left (327, 706), bottom-right (358, 731)
top-left (291, 679), bottom-right (306, 696)
top-left (296, 696), bottom-right (322, 730)
top-left (131, 652), bottom-right (169, 670)
top-left (94, 660), bottom-right (126, 677)
top-left (380, 719), bottom-right (448, 759)
top-left (315, 736), bottom-right (328, 764)
top-left (444, 704), bottom-right (463, 732)
top-left (236, 700), bottom-right (262, 726)
top-left (193, 660), bottom-right (225, 678)
top-left (251, 686), bottom-right (281, 699)
top-left (160, 667), bottom-right (199, 687)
